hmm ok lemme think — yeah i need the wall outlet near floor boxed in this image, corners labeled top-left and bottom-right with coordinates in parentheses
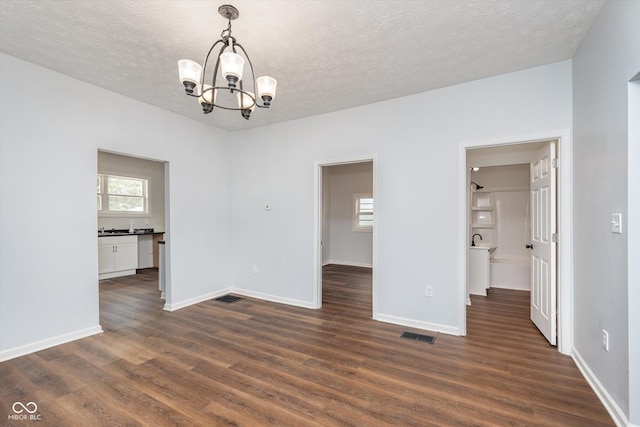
top-left (602, 329), bottom-right (609, 351)
top-left (252, 265), bottom-right (258, 275)
top-left (425, 286), bottom-right (433, 297)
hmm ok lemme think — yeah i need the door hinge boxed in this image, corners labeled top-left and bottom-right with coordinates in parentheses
top-left (551, 158), bottom-right (559, 168)
top-left (552, 233), bottom-right (558, 243)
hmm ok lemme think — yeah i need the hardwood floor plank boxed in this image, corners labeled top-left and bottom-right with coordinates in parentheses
top-left (0, 265), bottom-right (614, 426)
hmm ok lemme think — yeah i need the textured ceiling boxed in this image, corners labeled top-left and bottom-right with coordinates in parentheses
top-left (0, 0), bottom-right (604, 131)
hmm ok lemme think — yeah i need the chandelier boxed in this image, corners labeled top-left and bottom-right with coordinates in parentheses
top-left (177, 4), bottom-right (277, 120)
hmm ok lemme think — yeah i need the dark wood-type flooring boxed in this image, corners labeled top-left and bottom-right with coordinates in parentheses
top-left (1, 265), bottom-right (613, 426)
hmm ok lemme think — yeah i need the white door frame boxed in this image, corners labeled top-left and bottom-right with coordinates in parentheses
top-left (97, 149), bottom-right (171, 309)
top-left (458, 130), bottom-right (573, 355)
top-left (313, 154), bottom-right (378, 316)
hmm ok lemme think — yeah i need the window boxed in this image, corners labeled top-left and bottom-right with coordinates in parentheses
top-left (353, 193), bottom-right (373, 231)
top-left (98, 174), bottom-right (148, 215)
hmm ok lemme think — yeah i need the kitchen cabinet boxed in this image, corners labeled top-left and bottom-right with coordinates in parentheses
top-left (152, 233), bottom-right (164, 268)
top-left (98, 235), bottom-right (138, 279)
top-left (137, 235), bottom-right (154, 269)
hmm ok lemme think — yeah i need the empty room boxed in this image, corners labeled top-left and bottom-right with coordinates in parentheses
top-left (1, 1), bottom-right (638, 426)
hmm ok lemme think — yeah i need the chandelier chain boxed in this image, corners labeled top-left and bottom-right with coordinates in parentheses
top-left (221, 20), bottom-right (232, 41)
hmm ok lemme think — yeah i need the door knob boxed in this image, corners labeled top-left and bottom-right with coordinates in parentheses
top-left (526, 244), bottom-right (533, 249)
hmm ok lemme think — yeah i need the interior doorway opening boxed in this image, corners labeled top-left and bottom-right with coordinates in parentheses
top-left (458, 131), bottom-right (572, 355)
top-left (97, 149), bottom-right (170, 312)
top-left (320, 162), bottom-right (374, 316)
top-left (314, 155), bottom-right (377, 317)
top-left (467, 142), bottom-right (557, 345)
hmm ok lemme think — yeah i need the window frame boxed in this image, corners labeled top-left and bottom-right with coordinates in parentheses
top-left (353, 193), bottom-right (374, 232)
top-left (98, 173), bottom-right (150, 217)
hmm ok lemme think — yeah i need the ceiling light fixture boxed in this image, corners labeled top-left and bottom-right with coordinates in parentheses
top-left (177, 4), bottom-right (277, 120)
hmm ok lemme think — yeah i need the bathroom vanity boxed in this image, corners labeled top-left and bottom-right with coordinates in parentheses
top-left (469, 246), bottom-right (496, 296)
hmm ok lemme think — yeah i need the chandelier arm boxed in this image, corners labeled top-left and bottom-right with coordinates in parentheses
top-left (234, 42), bottom-right (260, 108)
top-left (207, 86), bottom-right (255, 111)
top-left (210, 43), bottom-right (227, 91)
top-left (201, 39), bottom-right (226, 89)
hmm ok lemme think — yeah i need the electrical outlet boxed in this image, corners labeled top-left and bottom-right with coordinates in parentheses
top-left (252, 265), bottom-right (258, 275)
top-left (425, 286), bottom-right (433, 297)
top-left (602, 329), bottom-right (609, 351)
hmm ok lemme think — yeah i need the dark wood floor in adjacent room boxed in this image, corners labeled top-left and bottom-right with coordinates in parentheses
top-left (0, 265), bottom-right (613, 426)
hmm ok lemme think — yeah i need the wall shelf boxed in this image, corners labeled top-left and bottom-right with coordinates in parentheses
top-left (470, 188), bottom-right (495, 246)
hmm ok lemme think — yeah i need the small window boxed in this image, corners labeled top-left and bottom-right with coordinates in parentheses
top-left (98, 174), bottom-right (148, 215)
top-left (353, 193), bottom-right (373, 232)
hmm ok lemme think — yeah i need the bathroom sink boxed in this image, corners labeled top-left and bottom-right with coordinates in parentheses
top-left (469, 245), bottom-right (497, 254)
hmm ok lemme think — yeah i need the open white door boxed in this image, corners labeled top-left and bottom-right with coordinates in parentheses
top-left (529, 141), bottom-right (557, 345)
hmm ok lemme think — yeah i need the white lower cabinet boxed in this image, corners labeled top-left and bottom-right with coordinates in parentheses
top-left (137, 235), bottom-right (154, 269)
top-left (469, 247), bottom-right (490, 297)
top-left (98, 235), bottom-right (138, 279)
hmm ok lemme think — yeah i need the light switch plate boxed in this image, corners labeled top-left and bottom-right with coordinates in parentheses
top-left (611, 213), bottom-right (622, 234)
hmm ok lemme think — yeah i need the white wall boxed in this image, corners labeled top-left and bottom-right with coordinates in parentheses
top-left (0, 53), bottom-right (232, 359)
top-left (230, 60), bottom-right (572, 332)
top-left (98, 151), bottom-right (165, 232)
top-left (466, 142), bottom-right (546, 168)
top-left (470, 164), bottom-right (530, 189)
top-left (323, 162), bottom-right (373, 267)
top-left (572, 0), bottom-right (640, 424)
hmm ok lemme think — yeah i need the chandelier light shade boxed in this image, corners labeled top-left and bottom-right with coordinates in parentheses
top-left (198, 84), bottom-right (216, 114)
top-left (237, 91), bottom-right (256, 119)
top-left (220, 52), bottom-right (245, 87)
top-left (177, 4), bottom-right (277, 120)
top-left (177, 60), bottom-right (203, 93)
top-left (256, 76), bottom-right (277, 106)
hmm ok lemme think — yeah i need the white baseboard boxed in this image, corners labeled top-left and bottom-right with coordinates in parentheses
top-left (163, 286), bottom-right (316, 311)
top-left (323, 259), bottom-right (373, 268)
top-left (572, 347), bottom-right (630, 427)
top-left (232, 287), bottom-right (316, 309)
top-left (99, 269), bottom-right (136, 280)
top-left (375, 313), bottom-right (461, 336)
top-left (0, 325), bottom-right (103, 362)
top-left (490, 283), bottom-right (531, 291)
top-left (163, 287), bottom-right (233, 311)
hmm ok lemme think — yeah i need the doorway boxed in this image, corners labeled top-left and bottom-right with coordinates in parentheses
top-left (314, 155), bottom-right (377, 317)
top-left (97, 149), bottom-right (170, 309)
top-left (458, 131), bottom-right (572, 355)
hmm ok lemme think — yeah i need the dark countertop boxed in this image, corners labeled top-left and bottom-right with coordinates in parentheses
top-left (98, 228), bottom-right (164, 237)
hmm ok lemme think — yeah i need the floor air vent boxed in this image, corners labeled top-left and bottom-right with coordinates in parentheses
top-left (214, 295), bottom-right (244, 304)
top-left (401, 331), bottom-right (436, 344)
